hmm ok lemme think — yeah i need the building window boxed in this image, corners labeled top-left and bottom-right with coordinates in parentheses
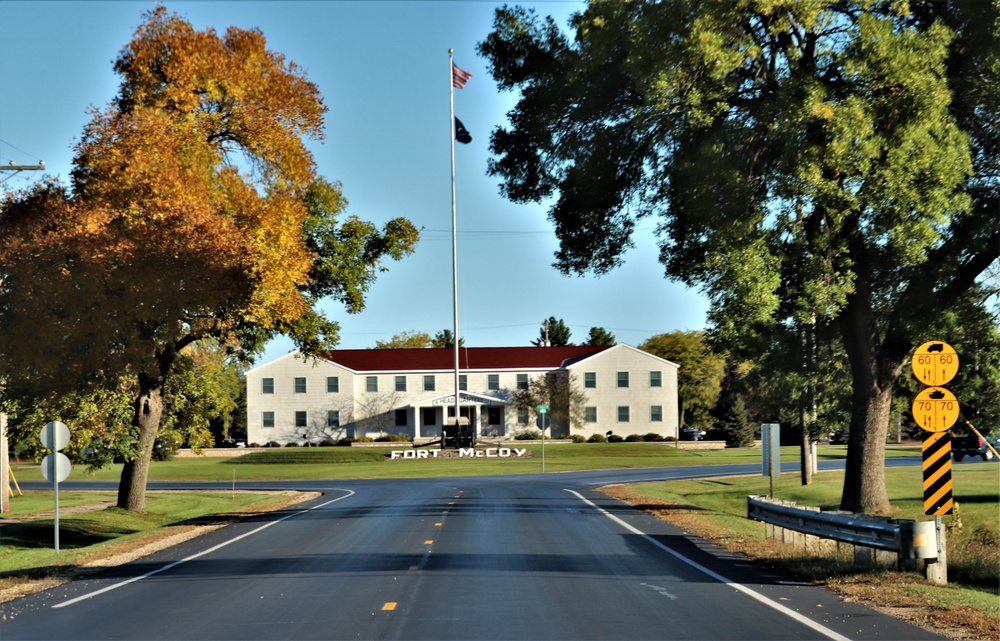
top-left (584, 372), bottom-right (597, 389)
top-left (422, 407), bottom-right (437, 426)
top-left (617, 372), bottom-right (630, 388)
top-left (617, 406), bottom-right (630, 422)
top-left (366, 376), bottom-right (378, 393)
top-left (650, 405), bottom-right (663, 422)
top-left (516, 374), bottom-right (528, 390)
top-left (424, 375), bottom-right (436, 392)
top-left (295, 411), bottom-right (307, 428)
top-left (585, 407), bottom-right (597, 423)
top-left (395, 409), bottom-right (407, 427)
top-left (459, 374), bottom-right (468, 391)
top-left (650, 371), bottom-right (662, 388)
top-left (488, 374), bottom-right (500, 390)
top-left (327, 410), bottom-right (340, 427)
top-left (262, 411), bottom-right (275, 428)
top-left (327, 377), bottom-right (339, 393)
top-left (517, 407), bottom-right (529, 425)
top-left (262, 378), bottom-right (274, 394)
top-left (395, 375), bottom-right (407, 392)
top-left (294, 377), bottom-right (307, 394)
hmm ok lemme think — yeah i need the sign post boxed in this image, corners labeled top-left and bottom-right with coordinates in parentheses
top-left (761, 424), bottom-right (780, 497)
top-left (39, 421), bottom-right (72, 553)
top-left (910, 341), bottom-right (958, 517)
top-left (537, 405), bottom-right (549, 473)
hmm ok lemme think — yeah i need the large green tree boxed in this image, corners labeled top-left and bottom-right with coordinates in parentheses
top-left (532, 317), bottom-right (573, 346)
top-left (0, 7), bottom-right (418, 510)
top-left (480, 1), bottom-right (999, 513)
top-left (584, 326), bottom-right (616, 346)
top-left (639, 331), bottom-right (725, 430)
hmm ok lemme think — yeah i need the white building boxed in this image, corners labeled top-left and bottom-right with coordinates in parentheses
top-left (245, 344), bottom-right (678, 445)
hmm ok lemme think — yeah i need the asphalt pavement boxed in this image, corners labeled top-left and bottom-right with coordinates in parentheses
top-left (2, 460), bottom-right (942, 640)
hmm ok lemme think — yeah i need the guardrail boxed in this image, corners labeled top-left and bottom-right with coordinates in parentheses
top-left (747, 495), bottom-right (947, 584)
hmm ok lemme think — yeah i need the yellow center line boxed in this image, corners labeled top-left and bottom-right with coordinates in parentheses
top-left (382, 602), bottom-right (397, 611)
top-left (424, 539), bottom-right (434, 545)
top-left (435, 522), bottom-right (443, 527)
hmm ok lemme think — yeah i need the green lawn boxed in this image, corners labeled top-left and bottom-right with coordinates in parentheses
top-left (0, 491), bottom-right (307, 581)
top-left (615, 462), bottom-right (1000, 585)
top-left (9, 442), bottom-right (920, 483)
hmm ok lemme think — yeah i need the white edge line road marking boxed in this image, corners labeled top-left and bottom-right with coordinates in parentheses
top-left (53, 490), bottom-right (356, 609)
top-left (565, 489), bottom-right (853, 641)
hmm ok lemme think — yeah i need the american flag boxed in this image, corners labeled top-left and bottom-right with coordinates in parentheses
top-left (452, 63), bottom-right (472, 89)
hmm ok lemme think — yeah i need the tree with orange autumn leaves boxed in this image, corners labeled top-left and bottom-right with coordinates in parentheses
top-left (0, 7), bottom-right (418, 510)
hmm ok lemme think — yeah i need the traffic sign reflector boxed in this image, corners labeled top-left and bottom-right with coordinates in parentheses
top-left (922, 432), bottom-right (953, 516)
top-left (912, 341), bottom-right (959, 386)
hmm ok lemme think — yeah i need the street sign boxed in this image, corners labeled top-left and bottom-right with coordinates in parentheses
top-left (40, 452), bottom-right (72, 483)
top-left (40, 421), bottom-right (70, 451)
top-left (911, 341), bottom-right (959, 387)
top-left (536, 404), bottom-right (549, 414)
top-left (911, 387), bottom-right (960, 433)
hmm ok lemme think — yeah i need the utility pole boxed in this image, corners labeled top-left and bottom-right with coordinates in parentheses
top-left (1, 160), bottom-right (45, 184)
top-left (0, 158), bottom-right (45, 513)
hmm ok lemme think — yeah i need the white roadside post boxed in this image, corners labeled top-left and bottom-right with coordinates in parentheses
top-left (537, 405), bottom-right (549, 473)
top-left (761, 423), bottom-right (780, 497)
top-left (39, 421), bottom-right (72, 553)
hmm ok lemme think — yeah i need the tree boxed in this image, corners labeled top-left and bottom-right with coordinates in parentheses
top-left (375, 331), bottom-right (432, 349)
top-left (640, 331), bottom-right (725, 430)
top-left (355, 390), bottom-right (405, 437)
top-left (532, 317), bottom-right (572, 346)
top-left (584, 327), bottom-right (616, 346)
top-left (161, 341), bottom-right (244, 450)
top-left (509, 372), bottom-right (587, 437)
top-left (480, 2), bottom-right (999, 513)
top-left (711, 360), bottom-right (756, 448)
top-left (432, 329), bottom-right (465, 349)
top-left (0, 7), bottom-right (417, 511)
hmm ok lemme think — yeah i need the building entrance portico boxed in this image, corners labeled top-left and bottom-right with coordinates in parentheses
top-left (413, 392), bottom-right (509, 439)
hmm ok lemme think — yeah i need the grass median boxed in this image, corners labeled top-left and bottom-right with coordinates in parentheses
top-left (0, 490), bottom-right (317, 601)
top-left (601, 462), bottom-right (1000, 640)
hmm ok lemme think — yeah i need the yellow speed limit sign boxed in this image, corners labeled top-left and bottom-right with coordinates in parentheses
top-left (912, 341), bottom-right (959, 386)
top-left (912, 387), bottom-right (960, 433)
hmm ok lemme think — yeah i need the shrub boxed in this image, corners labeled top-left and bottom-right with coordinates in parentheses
top-left (625, 434), bottom-right (643, 442)
top-left (607, 434), bottom-right (624, 443)
top-left (248, 442), bottom-right (261, 448)
top-left (587, 434), bottom-right (607, 443)
top-left (319, 439), bottom-right (337, 447)
top-left (568, 434), bottom-right (587, 443)
top-left (515, 430), bottom-right (542, 440)
top-left (375, 434), bottom-right (412, 442)
top-left (285, 441), bottom-right (300, 447)
top-left (266, 441), bottom-right (281, 448)
top-left (643, 433), bottom-right (664, 442)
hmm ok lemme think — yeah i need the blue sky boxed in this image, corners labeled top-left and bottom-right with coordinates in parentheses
top-left (0, 1), bottom-right (709, 364)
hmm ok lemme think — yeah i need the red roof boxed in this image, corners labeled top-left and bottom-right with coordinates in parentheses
top-left (320, 345), bottom-right (612, 373)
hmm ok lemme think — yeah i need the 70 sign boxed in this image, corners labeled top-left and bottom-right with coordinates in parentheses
top-left (911, 387), bottom-right (960, 433)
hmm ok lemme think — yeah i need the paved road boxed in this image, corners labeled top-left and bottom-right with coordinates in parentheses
top-left (3, 461), bottom-right (941, 640)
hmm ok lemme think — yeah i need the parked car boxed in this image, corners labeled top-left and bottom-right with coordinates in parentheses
top-left (219, 438), bottom-right (247, 448)
top-left (952, 432), bottom-right (994, 462)
top-left (679, 427), bottom-right (706, 441)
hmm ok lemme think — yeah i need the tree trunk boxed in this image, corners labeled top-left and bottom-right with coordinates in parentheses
top-left (840, 381), bottom-right (893, 513)
top-left (117, 373), bottom-right (165, 511)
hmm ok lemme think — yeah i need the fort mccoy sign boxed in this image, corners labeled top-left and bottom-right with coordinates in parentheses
top-left (386, 447), bottom-right (533, 460)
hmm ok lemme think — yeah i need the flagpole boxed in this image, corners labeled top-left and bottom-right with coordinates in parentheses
top-left (449, 49), bottom-right (461, 447)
